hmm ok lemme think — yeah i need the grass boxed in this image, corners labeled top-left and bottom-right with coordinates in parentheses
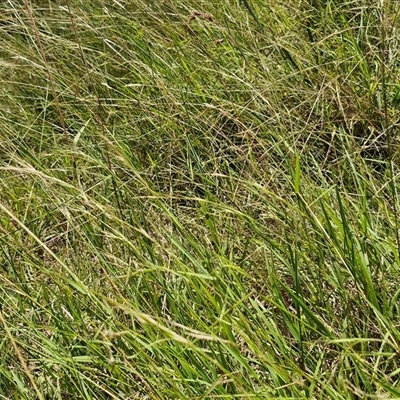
top-left (0, 0), bottom-right (400, 398)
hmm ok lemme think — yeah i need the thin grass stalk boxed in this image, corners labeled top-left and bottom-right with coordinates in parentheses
top-left (0, 310), bottom-right (45, 400)
top-left (23, 0), bottom-right (76, 175)
top-left (65, 1), bottom-right (123, 216)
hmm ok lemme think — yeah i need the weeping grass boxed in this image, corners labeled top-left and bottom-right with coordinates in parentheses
top-left (0, 0), bottom-right (400, 398)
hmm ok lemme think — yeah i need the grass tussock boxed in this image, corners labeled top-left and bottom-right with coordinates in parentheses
top-left (0, 0), bottom-right (400, 398)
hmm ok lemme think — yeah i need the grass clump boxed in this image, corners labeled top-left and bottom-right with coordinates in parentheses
top-left (0, 0), bottom-right (400, 398)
